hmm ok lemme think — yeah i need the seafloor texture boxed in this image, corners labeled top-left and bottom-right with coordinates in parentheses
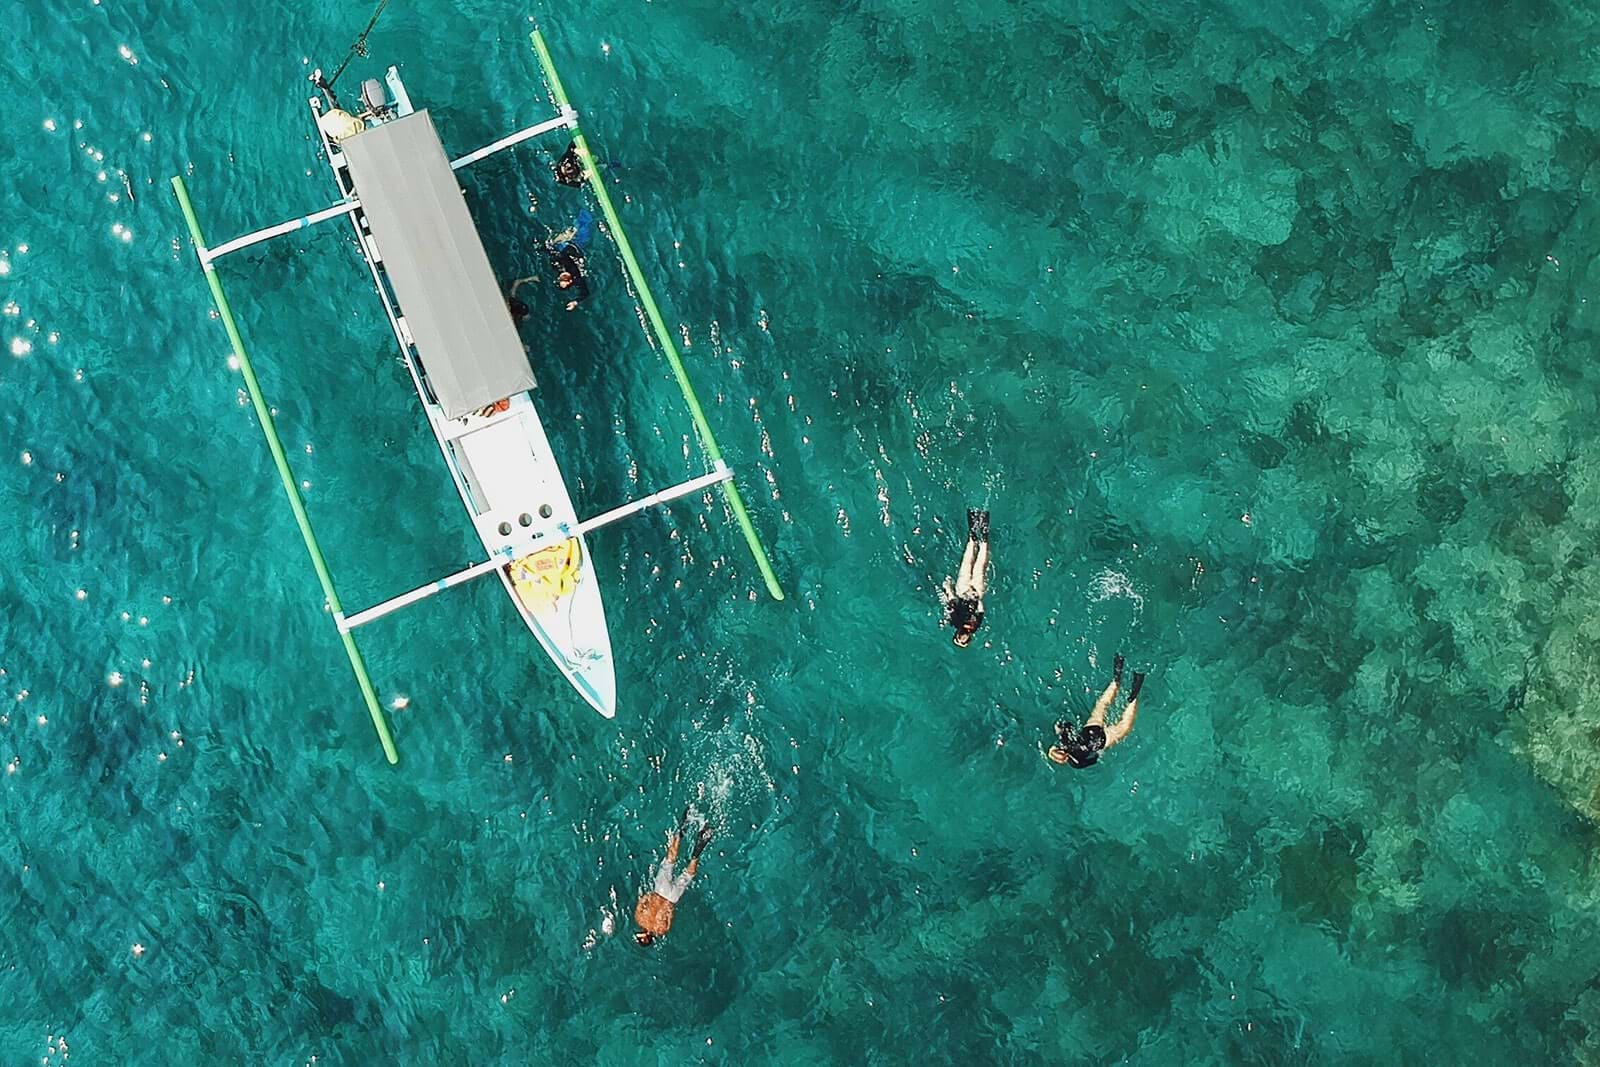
top-left (4, 0), bottom-right (1600, 1062)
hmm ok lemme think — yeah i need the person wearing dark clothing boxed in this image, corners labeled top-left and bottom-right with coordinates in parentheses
top-left (942, 509), bottom-right (990, 648)
top-left (507, 275), bottom-right (537, 325)
top-left (1049, 654), bottom-right (1145, 768)
top-left (549, 206), bottom-right (595, 311)
top-left (554, 141), bottom-right (587, 187)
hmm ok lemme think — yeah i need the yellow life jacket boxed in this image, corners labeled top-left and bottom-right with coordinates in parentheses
top-left (509, 537), bottom-right (582, 614)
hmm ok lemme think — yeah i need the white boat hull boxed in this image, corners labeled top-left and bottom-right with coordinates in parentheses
top-left (311, 68), bottom-right (616, 718)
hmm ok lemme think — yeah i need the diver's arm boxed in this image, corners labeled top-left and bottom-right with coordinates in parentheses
top-left (565, 272), bottom-right (591, 310)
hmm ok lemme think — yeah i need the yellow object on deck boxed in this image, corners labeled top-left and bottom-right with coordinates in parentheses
top-left (509, 538), bottom-right (583, 615)
top-left (316, 108), bottom-right (366, 142)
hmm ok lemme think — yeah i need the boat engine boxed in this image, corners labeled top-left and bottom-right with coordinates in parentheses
top-left (361, 78), bottom-right (388, 116)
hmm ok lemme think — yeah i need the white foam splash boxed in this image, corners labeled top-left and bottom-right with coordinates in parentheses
top-left (683, 702), bottom-right (779, 833)
top-left (1087, 567), bottom-right (1145, 613)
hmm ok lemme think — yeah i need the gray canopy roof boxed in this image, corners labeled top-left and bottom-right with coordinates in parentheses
top-left (341, 110), bottom-right (534, 419)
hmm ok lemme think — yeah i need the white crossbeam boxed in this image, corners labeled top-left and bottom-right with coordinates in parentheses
top-left (336, 465), bottom-right (733, 633)
top-left (203, 200), bottom-right (363, 263)
top-left (336, 547), bottom-right (516, 633)
top-left (450, 109), bottom-right (577, 171)
top-left (576, 466), bottom-right (732, 534)
top-left (205, 108), bottom-right (576, 262)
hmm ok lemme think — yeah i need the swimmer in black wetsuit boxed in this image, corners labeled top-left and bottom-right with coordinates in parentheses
top-left (554, 141), bottom-right (587, 187)
top-left (549, 207), bottom-right (595, 312)
top-left (1049, 654), bottom-right (1144, 768)
top-left (942, 509), bottom-right (990, 648)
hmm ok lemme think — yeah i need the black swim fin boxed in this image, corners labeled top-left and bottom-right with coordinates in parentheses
top-left (692, 823), bottom-right (715, 859)
top-left (1113, 654), bottom-right (1125, 684)
top-left (1128, 672), bottom-right (1146, 702)
top-left (968, 508), bottom-right (990, 543)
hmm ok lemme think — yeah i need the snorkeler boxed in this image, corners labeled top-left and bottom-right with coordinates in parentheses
top-left (549, 207), bottom-right (595, 312)
top-left (942, 509), bottom-right (990, 648)
top-left (634, 810), bottom-right (715, 947)
top-left (553, 141), bottom-right (587, 187)
top-left (507, 275), bottom-right (537, 325)
top-left (1048, 654), bottom-right (1145, 768)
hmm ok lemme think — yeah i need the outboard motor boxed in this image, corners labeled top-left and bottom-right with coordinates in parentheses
top-left (360, 77), bottom-right (387, 115)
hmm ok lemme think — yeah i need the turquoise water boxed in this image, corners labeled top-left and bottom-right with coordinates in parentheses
top-left (6, 0), bottom-right (1600, 1061)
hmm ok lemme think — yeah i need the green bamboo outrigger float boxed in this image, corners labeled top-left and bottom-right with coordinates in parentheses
top-left (528, 32), bottom-right (783, 602)
top-left (171, 28), bottom-right (783, 764)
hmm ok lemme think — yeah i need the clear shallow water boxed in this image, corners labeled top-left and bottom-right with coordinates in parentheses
top-left (5, 0), bottom-right (1600, 1061)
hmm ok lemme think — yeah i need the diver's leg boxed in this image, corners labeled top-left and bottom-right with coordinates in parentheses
top-left (674, 828), bottom-right (713, 895)
top-left (1087, 679), bottom-right (1119, 728)
top-left (1087, 654), bottom-right (1126, 726)
top-left (1104, 673), bottom-right (1145, 748)
top-left (663, 861), bottom-right (697, 902)
top-left (957, 540), bottom-right (980, 591)
top-left (573, 207), bottom-right (596, 250)
top-left (972, 542), bottom-right (990, 598)
top-left (653, 858), bottom-right (681, 900)
top-left (692, 822), bottom-right (714, 860)
top-left (968, 508), bottom-right (990, 542)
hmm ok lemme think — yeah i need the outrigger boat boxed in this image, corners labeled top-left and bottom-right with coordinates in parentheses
top-left (171, 30), bottom-right (783, 763)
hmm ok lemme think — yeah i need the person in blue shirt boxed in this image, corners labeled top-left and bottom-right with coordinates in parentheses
top-left (549, 206), bottom-right (595, 312)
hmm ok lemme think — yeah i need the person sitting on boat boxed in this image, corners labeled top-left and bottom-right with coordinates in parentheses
top-left (941, 509), bottom-right (990, 648)
top-left (507, 275), bottom-right (537, 325)
top-left (634, 810), bottom-right (715, 946)
top-left (1048, 654), bottom-right (1145, 769)
top-left (549, 207), bottom-right (595, 312)
top-left (554, 141), bottom-right (587, 187)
